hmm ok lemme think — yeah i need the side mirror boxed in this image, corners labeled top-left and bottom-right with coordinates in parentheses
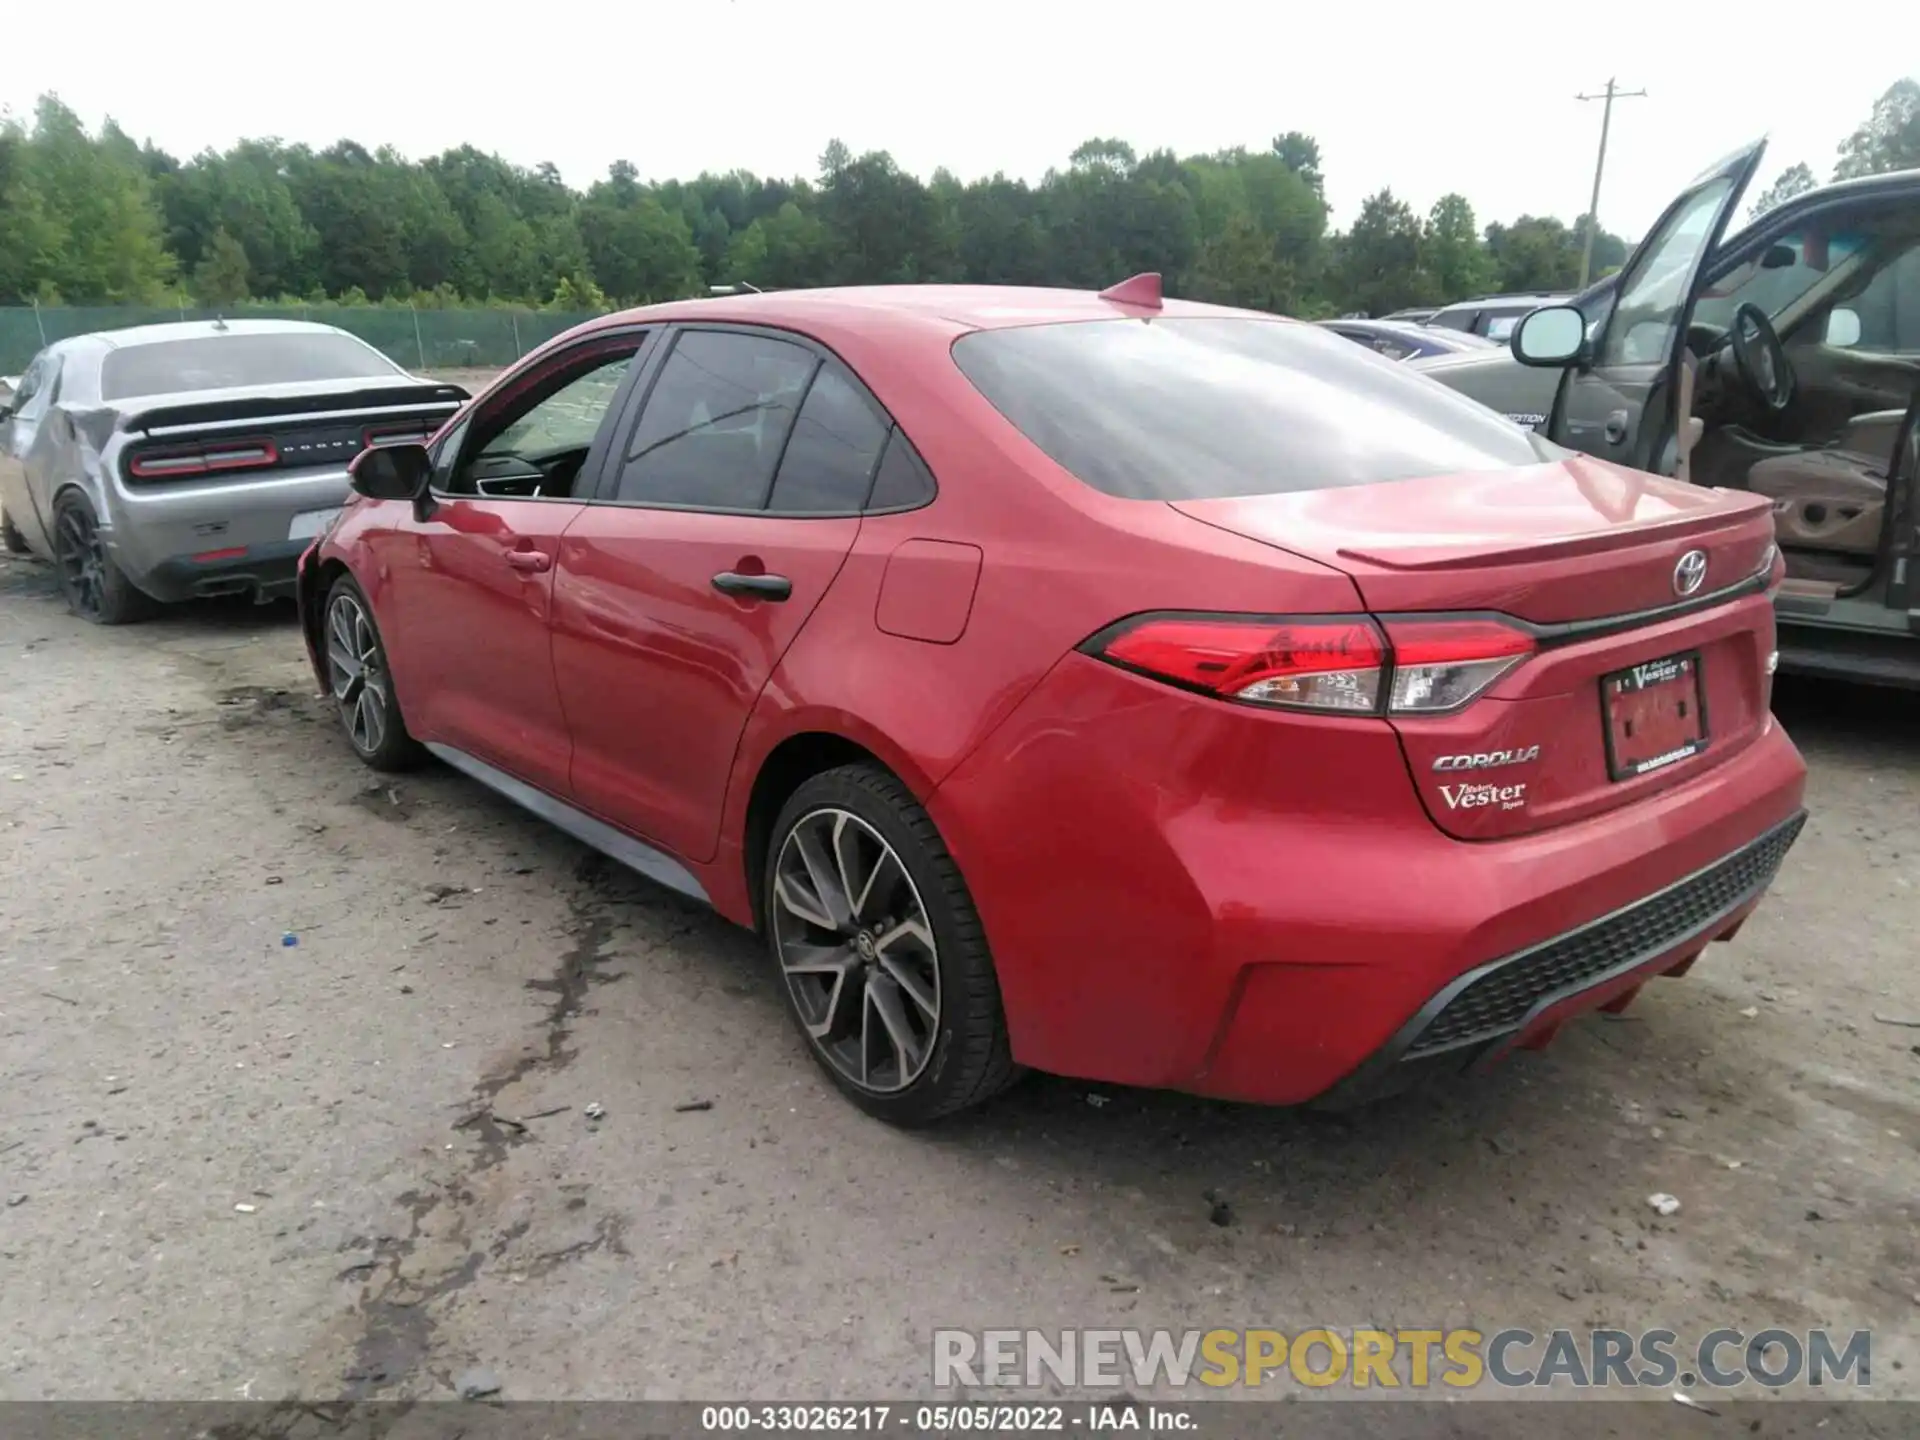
top-left (1511, 305), bottom-right (1587, 368)
top-left (349, 442), bottom-right (433, 502)
top-left (1824, 307), bottom-right (1862, 349)
top-left (1760, 244), bottom-right (1798, 271)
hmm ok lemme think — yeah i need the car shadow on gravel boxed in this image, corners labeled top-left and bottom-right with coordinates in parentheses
top-left (1772, 673), bottom-right (1920, 758)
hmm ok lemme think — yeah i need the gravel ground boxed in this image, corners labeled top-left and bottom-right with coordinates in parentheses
top-left (1, 546), bottom-right (1916, 1421)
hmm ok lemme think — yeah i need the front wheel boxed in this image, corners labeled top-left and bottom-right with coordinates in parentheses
top-left (323, 575), bottom-right (424, 772)
top-left (765, 763), bottom-right (1018, 1125)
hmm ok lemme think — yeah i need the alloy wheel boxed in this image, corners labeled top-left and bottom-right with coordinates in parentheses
top-left (55, 506), bottom-right (107, 620)
top-left (771, 807), bottom-right (941, 1093)
top-left (325, 591), bottom-right (389, 755)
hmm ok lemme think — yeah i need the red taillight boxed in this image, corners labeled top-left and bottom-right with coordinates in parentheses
top-left (1379, 617), bottom-right (1534, 714)
top-left (1095, 615), bottom-right (1387, 713)
top-left (1089, 613), bottom-right (1534, 715)
top-left (128, 438), bottom-right (278, 480)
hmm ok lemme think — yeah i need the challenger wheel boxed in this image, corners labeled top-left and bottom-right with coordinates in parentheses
top-left (52, 493), bottom-right (154, 624)
top-left (323, 575), bottom-right (423, 772)
top-left (765, 763), bottom-right (1018, 1125)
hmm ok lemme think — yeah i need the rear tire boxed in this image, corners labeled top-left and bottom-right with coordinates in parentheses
top-left (323, 574), bottom-right (424, 772)
top-left (764, 763), bottom-right (1019, 1125)
top-left (1, 510), bottom-right (28, 555)
top-left (52, 492), bottom-right (155, 625)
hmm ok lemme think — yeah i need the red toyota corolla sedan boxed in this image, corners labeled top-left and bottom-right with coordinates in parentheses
top-left (296, 277), bottom-right (1808, 1124)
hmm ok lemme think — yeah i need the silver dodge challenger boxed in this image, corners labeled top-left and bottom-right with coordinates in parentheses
top-left (0, 319), bottom-right (467, 623)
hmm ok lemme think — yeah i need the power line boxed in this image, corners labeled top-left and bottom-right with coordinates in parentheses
top-left (1575, 79), bottom-right (1648, 288)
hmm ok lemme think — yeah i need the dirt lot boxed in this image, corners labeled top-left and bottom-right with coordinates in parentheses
top-left (1, 546), bottom-right (1918, 1419)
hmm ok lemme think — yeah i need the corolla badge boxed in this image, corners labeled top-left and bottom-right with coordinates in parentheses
top-left (1673, 549), bottom-right (1708, 597)
top-left (1433, 746), bottom-right (1541, 772)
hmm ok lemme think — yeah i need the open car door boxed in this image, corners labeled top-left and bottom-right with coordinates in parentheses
top-left (1546, 140), bottom-right (1767, 474)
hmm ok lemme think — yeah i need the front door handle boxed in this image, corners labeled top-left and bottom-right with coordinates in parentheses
top-left (505, 549), bottom-right (551, 573)
top-left (712, 570), bottom-right (792, 601)
top-left (1603, 409), bottom-right (1630, 445)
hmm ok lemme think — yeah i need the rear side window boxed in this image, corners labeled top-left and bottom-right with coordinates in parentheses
top-left (952, 317), bottom-right (1559, 500)
top-left (868, 429), bottom-right (937, 510)
top-left (100, 333), bottom-right (402, 400)
top-left (766, 364), bottom-right (888, 514)
top-left (616, 331), bottom-right (817, 509)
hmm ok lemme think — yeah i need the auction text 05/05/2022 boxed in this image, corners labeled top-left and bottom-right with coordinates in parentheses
top-left (702, 1404), bottom-right (1192, 1433)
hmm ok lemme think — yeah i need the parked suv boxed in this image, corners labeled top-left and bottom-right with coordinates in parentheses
top-left (1414, 143), bottom-right (1920, 689)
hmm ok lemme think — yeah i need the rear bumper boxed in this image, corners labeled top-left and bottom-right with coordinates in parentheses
top-left (929, 653), bottom-right (1810, 1107)
top-left (138, 539), bottom-right (309, 603)
top-left (99, 463), bottom-right (349, 602)
top-left (1310, 810), bottom-right (1805, 1107)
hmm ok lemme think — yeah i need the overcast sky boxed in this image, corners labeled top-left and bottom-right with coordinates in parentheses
top-left (5, 0), bottom-right (1910, 244)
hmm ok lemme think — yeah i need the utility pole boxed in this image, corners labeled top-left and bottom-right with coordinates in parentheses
top-left (1575, 78), bottom-right (1647, 287)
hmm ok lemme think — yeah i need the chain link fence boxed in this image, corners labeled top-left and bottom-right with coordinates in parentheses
top-left (0, 304), bottom-right (608, 375)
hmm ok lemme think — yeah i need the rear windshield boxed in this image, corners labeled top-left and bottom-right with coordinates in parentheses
top-left (101, 333), bottom-right (402, 400)
top-left (951, 317), bottom-right (1560, 500)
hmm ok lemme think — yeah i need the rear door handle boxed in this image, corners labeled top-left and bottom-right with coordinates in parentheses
top-left (712, 571), bottom-right (791, 601)
top-left (1603, 409), bottom-right (1630, 445)
top-left (505, 549), bottom-right (551, 573)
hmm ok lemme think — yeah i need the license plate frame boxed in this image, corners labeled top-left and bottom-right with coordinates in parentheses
top-left (1602, 650), bottom-right (1709, 782)
top-left (287, 507), bottom-right (342, 542)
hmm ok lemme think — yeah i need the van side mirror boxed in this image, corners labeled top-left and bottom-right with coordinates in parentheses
top-left (1511, 305), bottom-right (1587, 368)
top-left (1824, 307), bottom-right (1862, 348)
top-left (1760, 244), bottom-right (1798, 270)
top-left (349, 442), bottom-right (433, 502)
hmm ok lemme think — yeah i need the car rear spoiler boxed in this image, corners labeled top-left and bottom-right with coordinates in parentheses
top-left (124, 382), bottom-right (470, 438)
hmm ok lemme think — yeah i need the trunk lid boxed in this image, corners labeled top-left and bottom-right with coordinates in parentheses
top-left (1172, 457), bottom-right (1781, 840)
top-left (116, 381), bottom-right (468, 488)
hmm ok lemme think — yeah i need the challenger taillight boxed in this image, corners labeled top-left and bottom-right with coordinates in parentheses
top-left (127, 438), bottom-right (278, 481)
top-left (1088, 613), bottom-right (1535, 715)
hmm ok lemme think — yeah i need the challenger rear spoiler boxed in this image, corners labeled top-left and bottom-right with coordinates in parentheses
top-left (125, 382), bottom-right (469, 438)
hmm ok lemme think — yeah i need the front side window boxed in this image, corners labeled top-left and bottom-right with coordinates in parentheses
top-left (448, 341), bottom-right (642, 498)
top-left (480, 356), bottom-right (633, 464)
top-left (615, 331), bottom-right (819, 509)
top-left (9, 354), bottom-right (49, 418)
top-left (953, 317), bottom-right (1561, 501)
top-left (1600, 177), bottom-right (1735, 368)
top-left (100, 332), bottom-right (402, 400)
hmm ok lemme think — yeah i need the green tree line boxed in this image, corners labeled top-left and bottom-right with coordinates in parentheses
top-left (3, 80), bottom-right (1915, 317)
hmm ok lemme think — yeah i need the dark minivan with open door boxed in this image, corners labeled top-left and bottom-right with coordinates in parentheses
top-left (1494, 139), bottom-right (1920, 688)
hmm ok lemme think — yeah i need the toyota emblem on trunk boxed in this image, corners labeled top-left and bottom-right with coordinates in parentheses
top-left (1673, 550), bottom-right (1708, 596)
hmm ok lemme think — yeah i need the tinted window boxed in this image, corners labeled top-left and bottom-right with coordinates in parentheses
top-left (767, 365), bottom-right (888, 514)
top-left (952, 317), bottom-right (1560, 500)
top-left (868, 429), bottom-right (937, 510)
top-left (100, 332), bottom-right (401, 400)
top-left (616, 331), bottom-right (817, 508)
